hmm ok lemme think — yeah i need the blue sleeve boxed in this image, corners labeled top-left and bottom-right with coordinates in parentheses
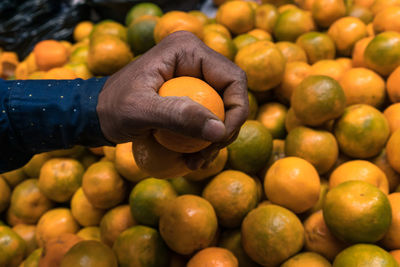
top-left (0, 77), bottom-right (113, 173)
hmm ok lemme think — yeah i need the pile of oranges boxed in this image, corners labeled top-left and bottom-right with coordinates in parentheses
top-left (2, 0), bottom-right (400, 266)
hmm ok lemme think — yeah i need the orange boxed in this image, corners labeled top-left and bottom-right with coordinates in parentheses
top-left (276, 61), bottom-right (311, 104)
top-left (0, 176), bottom-right (10, 213)
top-left (87, 35), bottom-right (133, 76)
top-left (235, 41), bottom-right (286, 91)
top-left (323, 180), bottom-right (392, 243)
top-left (364, 31), bottom-right (400, 76)
top-left (35, 208), bottom-right (79, 248)
top-left (327, 17), bottom-right (367, 56)
top-left (112, 226), bottom-right (168, 267)
top-left (12, 224), bottom-right (37, 256)
top-left (82, 161), bottom-right (126, 209)
top-left (339, 67), bottom-right (385, 108)
top-left (69, 45), bottom-right (89, 64)
top-left (382, 193), bottom-right (400, 249)
top-left (1, 168), bottom-right (26, 188)
top-left (352, 36), bottom-right (372, 67)
top-left (89, 147), bottom-right (104, 156)
top-left (334, 104), bottom-right (390, 158)
top-left (153, 76), bottom-right (224, 154)
top-left (347, 5), bottom-right (374, 24)
top-left (216, 1), bottom-right (255, 35)
top-left (248, 28), bottom-right (273, 41)
top-left (285, 107), bottom-right (304, 132)
top-left (9, 179), bottom-right (53, 225)
top-left (159, 195), bottom-right (218, 255)
top-left (391, 250), bottom-right (400, 265)
top-left (385, 104), bottom-right (400, 134)
top-left (264, 157), bottom-right (321, 213)
top-left (127, 15), bottom-right (159, 55)
top-left (38, 158), bottom-right (84, 203)
top-left (202, 170), bottom-right (258, 228)
top-left (227, 120), bottom-right (273, 174)
top-left (114, 142), bottom-right (148, 182)
top-left (77, 227), bottom-right (101, 242)
top-left (241, 205), bottom-right (304, 266)
top-left (372, 149), bottom-right (400, 193)
top-left (0, 51), bottom-right (19, 79)
top-left (103, 146), bottom-right (116, 161)
top-left (333, 244), bottom-right (399, 266)
top-left (125, 2), bottom-right (163, 26)
top-left (187, 247), bottom-right (238, 267)
top-left (185, 148), bottom-right (228, 181)
top-left (264, 139), bottom-right (286, 172)
top-left (387, 129), bottom-right (400, 174)
top-left (291, 75), bottom-right (346, 126)
top-left (33, 40), bottom-right (68, 71)
top-left (278, 4), bottom-right (299, 13)
top-left (71, 188), bottom-right (105, 227)
top-left (371, 0), bottom-right (400, 14)
top-left (27, 71), bottom-right (45, 80)
top-left (387, 66), bottom-right (400, 103)
top-left (61, 240), bottom-right (117, 267)
top-left (256, 102), bottom-right (288, 139)
top-left (329, 160), bottom-right (389, 194)
top-left (275, 41), bottom-right (308, 63)
top-left (273, 8), bottom-right (316, 42)
top-left (0, 226), bottom-right (26, 267)
top-left (355, 0), bottom-right (375, 8)
top-left (153, 11), bottom-right (204, 43)
top-left (189, 11), bottom-right (209, 26)
top-left (304, 210), bottom-right (347, 261)
top-left (218, 229), bottom-right (260, 267)
top-left (132, 134), bottom-right (191, 179)
top-left (38, 233), bottom-right (83, 267)
top-left (22, 152), bottom-right (51, 178)
top-left (169, 176), bottom-right (204, 196)
top-left (374, 6), bottom-right (400, 33)
top-left (296, 31), bottom-right (336, 63)
top-left (281, 252), bottom-right (331, 267)
top-left (335, 57), bottom-right (353, 71)
top-left (255, 4), bottom-right (279, 33)
top-left (129, 178), bottom-right (177, 227)
top-left (64, 62), bottom-right (92, 80)
top-left (24, 248), bottom-right (42, 267)
top-left (308, 60), bottom-right (346, 80)
top-left (73, 21), bottom-right (94, 42)
top-left (100, 205), bottom-right (136, 247)
top-left (311, 0), bottom-right (346, 28)
top-left (285, 126), bottom-right (339, 174)
top-left (203, 23), bottom-right (231, 39)
top-left (43, 67), bottom-right (77, 79)
top-left (367, 22), bottom-right (375, 36)
top-left (90, 20), bottom-right (127, 41)
top-left (233, 34), bottom-right (258, 51)
top-left (203, 31), bottom-right (237, 60)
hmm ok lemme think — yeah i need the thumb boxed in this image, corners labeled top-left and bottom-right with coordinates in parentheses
top-left (148, 95), bottom-right (227, 142)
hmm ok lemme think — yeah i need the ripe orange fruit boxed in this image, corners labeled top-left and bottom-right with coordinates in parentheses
top-left (0, 176), bottom-right (10, 214)
top-left (311, 0), bottom-right (346, 28)
top-left (125, 2), bottom-right (163, 26)
top-left (216, 1), bottom-right (255, 35)
top-left (235, 41), bottom-right (286, 91)
top-left (285, 107), bottom-right (304, 132)
top-left (334, 104), bottom-right (390, 158)
top-left (385, 104), bottom-right (400, 135)
top-left (100, 205), bottom-right (136, 247)
top-left (77, 227), bottom-right (101, 241)
top-left (202, 170), bottom-right (258, 228)
top-left (381, 193), bottom-right (400, 249)
top-left (257, 102), bottom-right (288, 139)
top-left (0, 226), bottom-right (26, 267)
top-left (233, 34), bottom-right (258, 51)
top-left (352, 36), bottom-right (373, 67)
top-left (42, 67), bottom-right (77, 79)
top-left (276, 61), bottom-right (311, 104)
top-left (64, 62), bottom-right (92, 79)
top-left (73, 21), bottom-right (94, 42)
top-left (336, 57), bottom-right (353, 71)
top-left (112, 226), bottom-right (168, 267)
top-left (187, 247), bottom-right (238, 267)
top-left (71, 188), bottom-right (105, 227)
top-left (33, 40), bottom-right (68, 71)
top-left (281, 252), bottom-right (331, 266)
top-left (387, 66), bottom-right (400, 103)
top-left (296, 31), bottom-right (336, 63)
top-left (387, 129), bottom-right (400, 174)
top-left (248, 29), bottom-right (273, 41)
top-left (169, 176), bottom-right (204, 196)
top-left (38, 158), bottom-right (84, 203)
top-left (285, 126), bottom-right (339, 174)
top-left (127, 15), bottom-right (159, 55)
top-left (291, 75), bottom-right (346, 126)
top-left (185, 148), bottom-right (228, 181)
top-left (189, 11), bottom-right (209, 26)
top-left (82, 161), bottom-right (126, 209)
top-left (90, 20), bottom-right (127, 41)
top-left (264, 157), bottom-right (321, 213)
top-left (274, 8), bottom-right (316, 42)
top-left (159, 195), bottom-right (218, 255)
top-left (333, 244), bottom-right (398, 266)
top-left (241, 205), bottom-right (304, 266)
top-left (203, 23), bottom-right (231, 39)
top-left (12, 224), bottom-right (37, 256)
top-left (323, 180), bottom-right (392, 243)
top-left (308, 59), bottom-right (346, 80)
top-left (372, 149), bottom-right (400, 193)
top-left (24, 248), bottom-right (42, 267)
top-left (275, 41), bottom-right (308, 63)
top-left (203, 31), bottom-right (237, 60)
top-left (36, 208), bottom-right (79, 248)
top-left (347, 5), bottom-right (374, 24)
top-left (373, 6), bottom-right (400, 33)
top-left (329, 160), bottom-right (389, 194)
top-left (61, 240), bottom-right (118, 267)
top-left (114, 142), bottom-right (148, 182)
top-left (364, 31), bottom-right (400, 76)
top-left (339, 67), bottom-right (385, 108)
top-left (390, 250), bottom-right (400, 265)
top-left (255, 4), bottom-right (279, 33)
top-left (304, 210), bottom-right (348, 261)
top-left (153, 11), bottom-right (204, 43)
top-left (129, 178), bottom-right (177, 227)
top-left (151, 76), bottom-right (225, 154)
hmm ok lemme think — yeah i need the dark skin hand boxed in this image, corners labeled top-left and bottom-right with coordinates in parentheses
top-left (97, 31), bottom-right (249, 170)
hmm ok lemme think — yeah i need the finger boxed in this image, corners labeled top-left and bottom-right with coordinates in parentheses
top-left (146, 95), bottom-right (227, 142)
top-left (184, 143), bottom-right (222, 170)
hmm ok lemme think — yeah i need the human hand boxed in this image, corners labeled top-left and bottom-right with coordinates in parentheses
top-left (97, 31), bottom-right (249, 170)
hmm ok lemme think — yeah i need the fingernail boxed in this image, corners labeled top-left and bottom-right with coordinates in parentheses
top-left (202, 119), bottom-right (226, 142)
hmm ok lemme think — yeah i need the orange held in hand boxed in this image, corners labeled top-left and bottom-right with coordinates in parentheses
top-left (154, 76), bottom-right (225, 153)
